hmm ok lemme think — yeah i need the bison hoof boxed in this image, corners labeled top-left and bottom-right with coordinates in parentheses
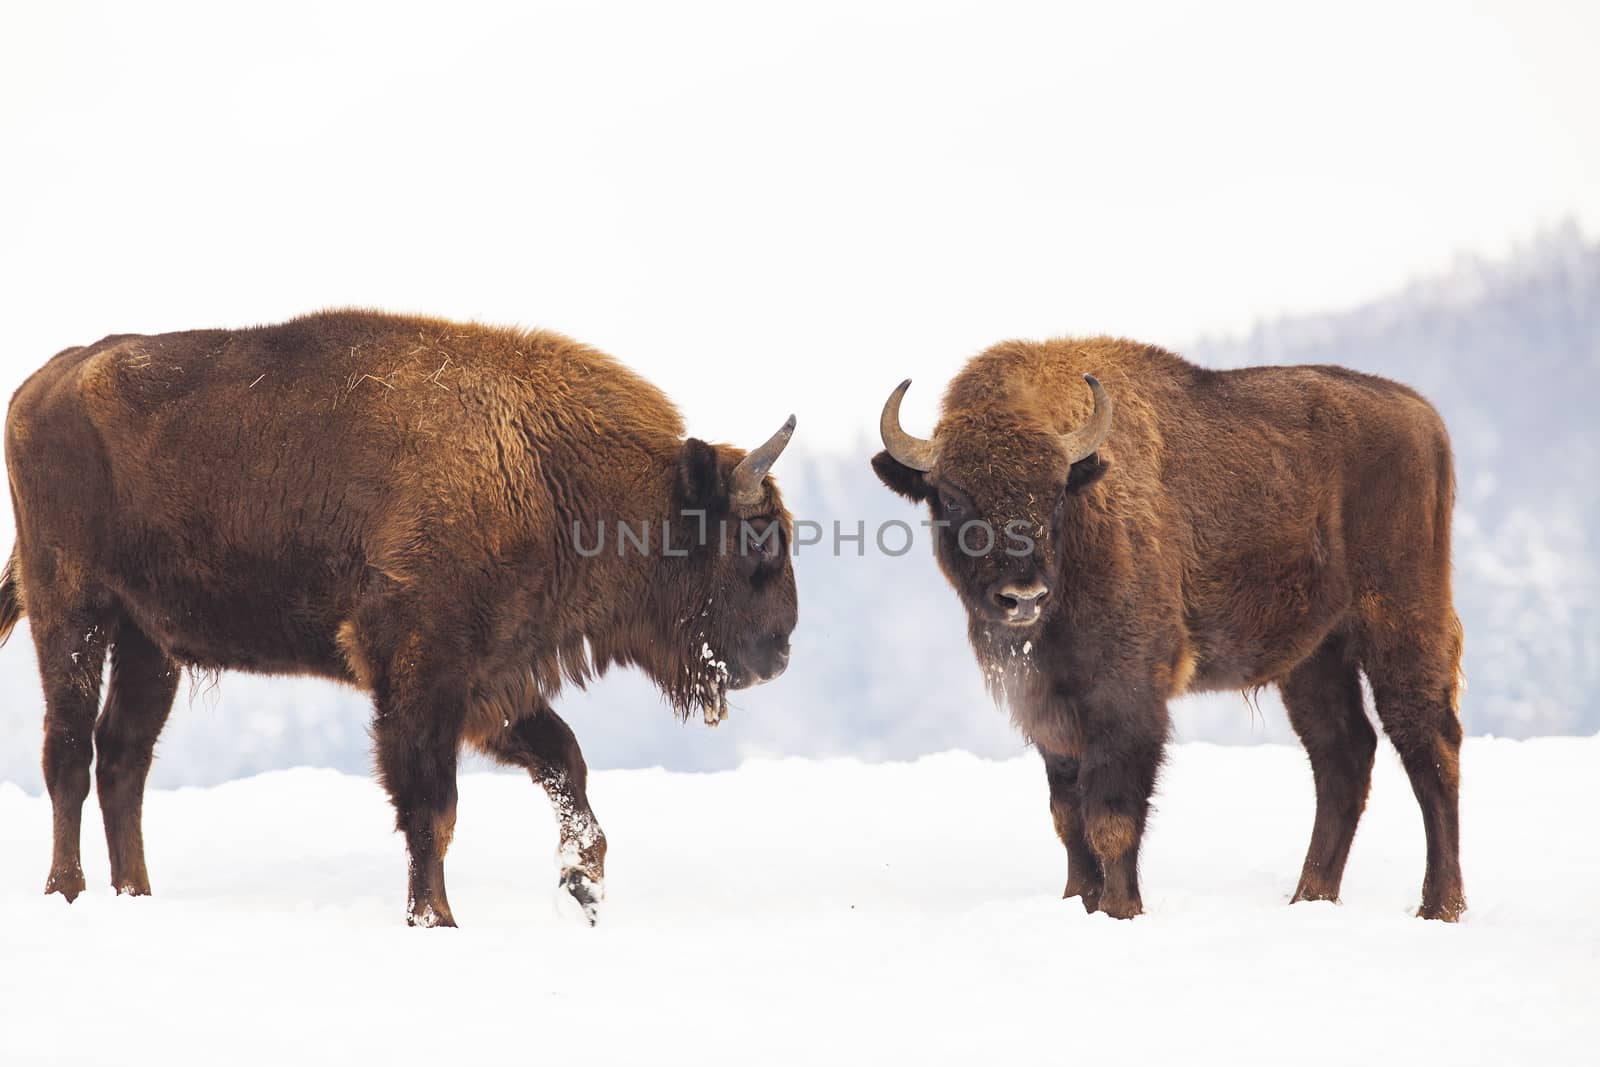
top-left (45, 868), bottom-right (86, 902)
top-left (1417, 895), bottom-right (1466, 922)
top-left (1065, 882), bottom-right (1103, 915)
top-left (1096, 894), bottom-right (1143, 920)
top-left (1290, 884), bottom-right (1340, 906)
top-left (407, 902), bottom-right (457, 929)
top-left (559, 868), bottom-right (604, 927)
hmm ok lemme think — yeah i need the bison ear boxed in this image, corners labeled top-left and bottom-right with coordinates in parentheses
top-left (677, 438), bottom-right (727, 508)
top-left (872, 450), bottom-right (934, 503)
top-left (1065, 454), bottom-right (1109, 495)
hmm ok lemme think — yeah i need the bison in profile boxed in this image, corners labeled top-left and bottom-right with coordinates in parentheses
top-left (874, 337), bottom-right (1465, 920)
top-left (2, 309), bottom-right (798, 927)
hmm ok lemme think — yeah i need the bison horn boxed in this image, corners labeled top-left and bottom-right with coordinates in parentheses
top-left (1059, 374), bottom-right (1113, 465)
top-left (730, 414), bottom-right (797, 507)
top-left (879, 379), bottom-right (940, 472)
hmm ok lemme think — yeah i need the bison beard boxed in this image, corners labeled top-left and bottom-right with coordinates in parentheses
top-left (873, 336), bottom-right (1466, 921)
top-left (1, 309), bottom-right (798, 927)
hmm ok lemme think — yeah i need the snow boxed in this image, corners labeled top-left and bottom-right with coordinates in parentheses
top-left (2, 737), bottom-right (1594, 1065)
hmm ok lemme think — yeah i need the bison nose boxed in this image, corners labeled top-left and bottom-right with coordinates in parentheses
top-left (990, 579), bottom-right (1050, 624)
top-left (759, 634), bottom-right (791, 681)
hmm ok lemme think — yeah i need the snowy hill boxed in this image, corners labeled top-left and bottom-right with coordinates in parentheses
top-left (1190, 223), bottom-right (1600, 738)
top-left (1, 739), bottom-right (1594, 1065)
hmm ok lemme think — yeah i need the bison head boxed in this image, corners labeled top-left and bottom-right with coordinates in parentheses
top-left (871, 375), bottom-right (1112, 631)
top-left (647, 416), bottom-right (800, 723)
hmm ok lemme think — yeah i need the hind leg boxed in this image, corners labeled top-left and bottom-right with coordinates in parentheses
top-left (32, 603), bottom-right (112, 900)
top-left (368, 636), bottom-right (467, 928)
top-left (475, 703), bottom-right (607, 925)
top-left (1365, 628), bottom-right (1466, 921)
top-left (1281, 636), bottom-right (1377, 905)
top-left (95, 621), bottom-right (180, 895)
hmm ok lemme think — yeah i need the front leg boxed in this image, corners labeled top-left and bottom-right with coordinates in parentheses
top-left (478, 704), bottom-right (607, 925)
top-left (1042, 753), bottom-right (1102, 911)
top-left (1076, 708), bottom-right (1167, 920)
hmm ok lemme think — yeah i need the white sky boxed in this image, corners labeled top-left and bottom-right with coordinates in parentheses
top-left (2, 0), bottom-right (1595, 453)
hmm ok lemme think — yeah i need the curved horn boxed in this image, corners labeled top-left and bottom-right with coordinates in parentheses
top-left (1059, 374), bottom-right (1113, 464)
top-left (730, 414), bottom-right (797, 507)
top-left (879, 379), bottom-right (940, 472)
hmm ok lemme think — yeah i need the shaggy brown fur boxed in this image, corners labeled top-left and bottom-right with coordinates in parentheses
top-left (874, 337), bottom-right (1465, 920)
top-left (1, 309), bottom-right (798, 927)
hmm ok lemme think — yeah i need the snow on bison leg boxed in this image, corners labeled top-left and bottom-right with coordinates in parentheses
top-left (556, 868), bottom-right (604, 927)
top-left (44, 865), bottom-right (86, 903)
top-left (471, 706), bottom-right (609, 927)
top-left (548, 772), bottom-right (607, 927)
top-left (407, 898), bottom-right (458, 929)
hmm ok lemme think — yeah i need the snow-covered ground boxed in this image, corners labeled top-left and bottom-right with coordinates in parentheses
top-left (2, 737), bottom-right (1595, 1065)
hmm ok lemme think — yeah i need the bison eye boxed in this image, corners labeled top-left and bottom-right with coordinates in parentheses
top-left (940, 493), bottom-right (964, 517)
top-left (737, 518), bottom-right (785, 578)
top-left (758, 524), bottom-right (784, 562)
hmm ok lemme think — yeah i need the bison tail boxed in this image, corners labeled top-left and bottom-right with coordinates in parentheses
top-left (0, 545), bottom-right (24, 647)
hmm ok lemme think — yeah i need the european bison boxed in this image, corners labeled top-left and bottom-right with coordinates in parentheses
top-left (1, 309), bottom-right (798, 926)
top-left (873, 337), bottom-right (1465, 920)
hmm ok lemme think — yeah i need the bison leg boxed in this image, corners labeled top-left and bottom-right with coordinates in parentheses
top-left (32, 603), bottom-right (111, 901)
top-left (1042, 753), bottom-right (1102, 910)
top-left (372, 666), bottom-right (466, 929)
top-left (476, 705), bottom-right (607, 925)
top-left (1076, 719), bottom-right (1165, 920)
top-left (1281, 636), bottom-right (1376, 906)
top-left (1366, 650), bottom-right (1466, 922)
top-left (95, 622), bottom-right (180, 896)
